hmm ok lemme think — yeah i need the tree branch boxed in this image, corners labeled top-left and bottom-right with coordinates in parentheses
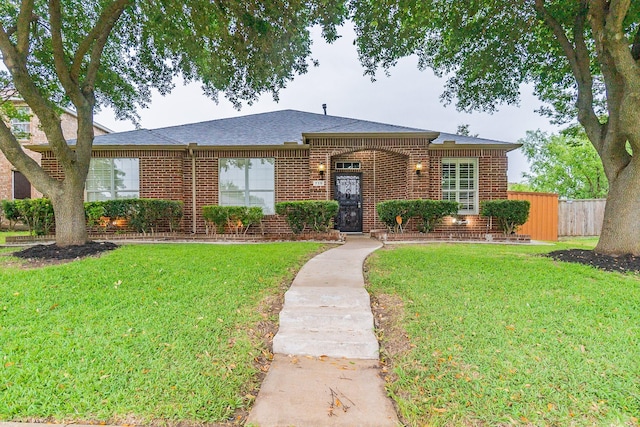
top-left (607, 0), bottom-right (631, 31)
top-left (0, 118), bottom-right (59, 197)
top-left (1, 20), bottom-right (76, 169)
top-left (16, 0), bottom-right (35, 55)
top-left (71, 0), bottom-right (131, 84)
top-left (534, 0), bottom-right (602, 146)
top-left (49, 0), bottom-right (84, 105)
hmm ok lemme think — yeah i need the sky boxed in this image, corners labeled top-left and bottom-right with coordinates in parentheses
top-left (94, 25), bottom-right (560, 183)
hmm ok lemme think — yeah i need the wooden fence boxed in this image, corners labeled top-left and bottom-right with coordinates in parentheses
top-left (507, 191), bottom-right (558, 241)
top-left (558, 199), bottom-right (606, 236)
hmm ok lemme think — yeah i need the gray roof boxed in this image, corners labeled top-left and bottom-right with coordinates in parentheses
top-left (86, 109), bottom-right (514, 148)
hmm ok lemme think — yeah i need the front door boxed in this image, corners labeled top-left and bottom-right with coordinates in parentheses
top-left (334, 173), bottom-right (362, 232)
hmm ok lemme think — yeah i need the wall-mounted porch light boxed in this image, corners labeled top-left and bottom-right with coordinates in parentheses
top-left (452, 216), bottom-right (468, 226)
top-left (318, 162), bottom-right (326, 178)
top-left (415, 161), bottom-right (423, 175)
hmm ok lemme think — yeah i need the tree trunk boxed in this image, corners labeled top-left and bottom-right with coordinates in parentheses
top-left (50, 180), bottom-right (88, 247)
top-left (595, 164), bottom-right (640, 256)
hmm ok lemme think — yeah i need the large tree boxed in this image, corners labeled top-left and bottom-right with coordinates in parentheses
top-left (350, 1), bottom-right (640, 255)
top-left (520, 128), bottom-right (608, 199)
top-left (0, 0), bottom-right (345, 246)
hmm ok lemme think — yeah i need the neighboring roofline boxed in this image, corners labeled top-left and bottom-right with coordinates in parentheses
top-left (2, 95), bottom-right (114, 134)
top-left (61, 108), bottom-right (113, 134)
top-left (429, 142), bottom-right (522, 152)
top-left (302, 131), bottom-right (440, 140)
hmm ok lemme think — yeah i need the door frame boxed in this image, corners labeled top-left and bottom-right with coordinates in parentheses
top-left (334, 172), bottom-right (363, 232)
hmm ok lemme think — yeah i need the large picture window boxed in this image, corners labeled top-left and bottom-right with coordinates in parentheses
top-left (442, 158), bottom-right (478, 214)
top-left (219, 158), bottom-right (275, 214)
top-left (86, 158), bottom-right (140, 201)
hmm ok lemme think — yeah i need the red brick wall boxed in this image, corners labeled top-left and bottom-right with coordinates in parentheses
top-left (183, 148), bottom-right (309, 234)
top-left (429, 148), bottom-right (509, 233)
top-left (38, 141), bottom-right (511, 235)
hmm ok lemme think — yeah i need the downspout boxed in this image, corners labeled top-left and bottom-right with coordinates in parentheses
top-left (188, 143), bottom-right (197, 234)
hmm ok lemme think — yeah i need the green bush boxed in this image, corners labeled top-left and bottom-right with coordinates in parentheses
top-left (481, 199), bottom-right (530, 234)
top-left (376, 200), bottom-right (416, 232)
top-left (202, 205), bottom-right (264, 235)
top-left (275, 201), bottom-right (339, 234)
top-left (2, 199), bottom-right (21, 230)
top-left (413, 199), bottom-right (460, 232)
top-left (85, 199), bottom-right (184, 233)
top-left (12, 198), bottom-right (55, 235)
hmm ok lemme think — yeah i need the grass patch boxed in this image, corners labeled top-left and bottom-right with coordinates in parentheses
top-left (367, 242), bottom-right (640, 426)
top-left (0, 242), bottom-right (323, 424)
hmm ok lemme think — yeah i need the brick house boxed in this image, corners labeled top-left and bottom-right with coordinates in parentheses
top-left (1, 97), bottom-right (110, 200)
top-left (30, 110), bottom-right (519, 234)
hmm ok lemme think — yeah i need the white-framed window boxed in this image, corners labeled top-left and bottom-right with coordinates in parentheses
top-left (442, 158), bottom-right (478, 214)
top-left (335, 161), bottom-right (361, 170)
top-left (219, 158), bottom-right (275, 214)
top-left (10, 107), bottom-right (31, 139)
top-left (85, 158), bottom-right (140, 201)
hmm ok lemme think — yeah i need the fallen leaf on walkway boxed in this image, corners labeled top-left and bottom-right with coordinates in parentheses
top-left (291, 356), bottom-right (299, 364)
top-left (318, 355), bottom-right (328, 361)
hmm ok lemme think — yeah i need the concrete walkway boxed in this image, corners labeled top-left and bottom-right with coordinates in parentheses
top-left (246, 236), bottom-right (399, 426)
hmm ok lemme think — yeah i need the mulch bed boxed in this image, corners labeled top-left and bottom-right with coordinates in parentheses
top-left (13, 241), bottom-right (119, 260)
top-left (547, 249), bottom-right (640, 274)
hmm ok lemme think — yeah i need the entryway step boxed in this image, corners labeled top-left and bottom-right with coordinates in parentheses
top-left (279, 306), bottom-right (373, 330)
top-left (272, 328), bottom-right (379, 359)
top-left (284, 287), bottom-right (371, 308)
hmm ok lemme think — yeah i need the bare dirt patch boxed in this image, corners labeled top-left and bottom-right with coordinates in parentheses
top-left (547, 249), bottom-right (640, 274)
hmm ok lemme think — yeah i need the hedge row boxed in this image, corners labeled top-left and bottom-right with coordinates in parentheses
top-left (86, 199), bottom-right (184, 233)
top-left (202, 205), bottom-right (263, 235)
top-left (275, 201), bottom-right (339, 234)
top-left (481, 200), bottom-right (530, 234)
top-left (377, 199), bottom-right (460, 233)
top-left (1, 198), bottom-right (184, 235)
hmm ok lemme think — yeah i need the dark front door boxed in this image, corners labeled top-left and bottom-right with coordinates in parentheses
top-left (334, 173), bottom-right (362, 232)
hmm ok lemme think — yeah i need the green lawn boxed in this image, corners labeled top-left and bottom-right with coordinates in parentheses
top-left (366, 242), bottom-right (640, 426)
top-left (0, 242), bottom-right (324, 424)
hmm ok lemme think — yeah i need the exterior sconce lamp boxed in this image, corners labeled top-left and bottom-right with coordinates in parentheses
top-left (318, 162), bottom-right (326, 178)
top-left (452, 216), bottom-right (469, 226)
top-left (415, 161), bottom-right (423, 175)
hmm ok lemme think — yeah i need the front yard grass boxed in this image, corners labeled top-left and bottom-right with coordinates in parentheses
top-left (0, 242), bottom-right (324, 424)
top-left (367, 242), bottom-right (640, 426)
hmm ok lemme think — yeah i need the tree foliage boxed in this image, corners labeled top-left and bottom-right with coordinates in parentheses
top-left (520, 128), bottom-right (608, 199)
top-left (350, 1), bottom-right (640, 255)
top-left (0, 0), bottom-right (346, 245)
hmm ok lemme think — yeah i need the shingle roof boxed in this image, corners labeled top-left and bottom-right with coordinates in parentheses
top-left (85, 109), bottom-right (515, 148)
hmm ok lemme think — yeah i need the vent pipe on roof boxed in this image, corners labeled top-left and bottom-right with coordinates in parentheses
top-left (322, 103), bottom-right (327, 115)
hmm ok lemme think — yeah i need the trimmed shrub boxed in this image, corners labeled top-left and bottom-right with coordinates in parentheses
top-left (481, 200), bottom-right (530, 234)
top-left (85, 199), bottom-right (184, 233)
top-left (2, 200), bottom-right (21, 230)
top-left (413, 199), bottom-right (460, 232)
top-left (275, 201), bottom-right (339, 234)
top-left (13, 198), bottom-right (55, 235)
top-left (202, 205), bottom-right (264, 235)
top-left (376, 200), bottom-right (416, 232)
